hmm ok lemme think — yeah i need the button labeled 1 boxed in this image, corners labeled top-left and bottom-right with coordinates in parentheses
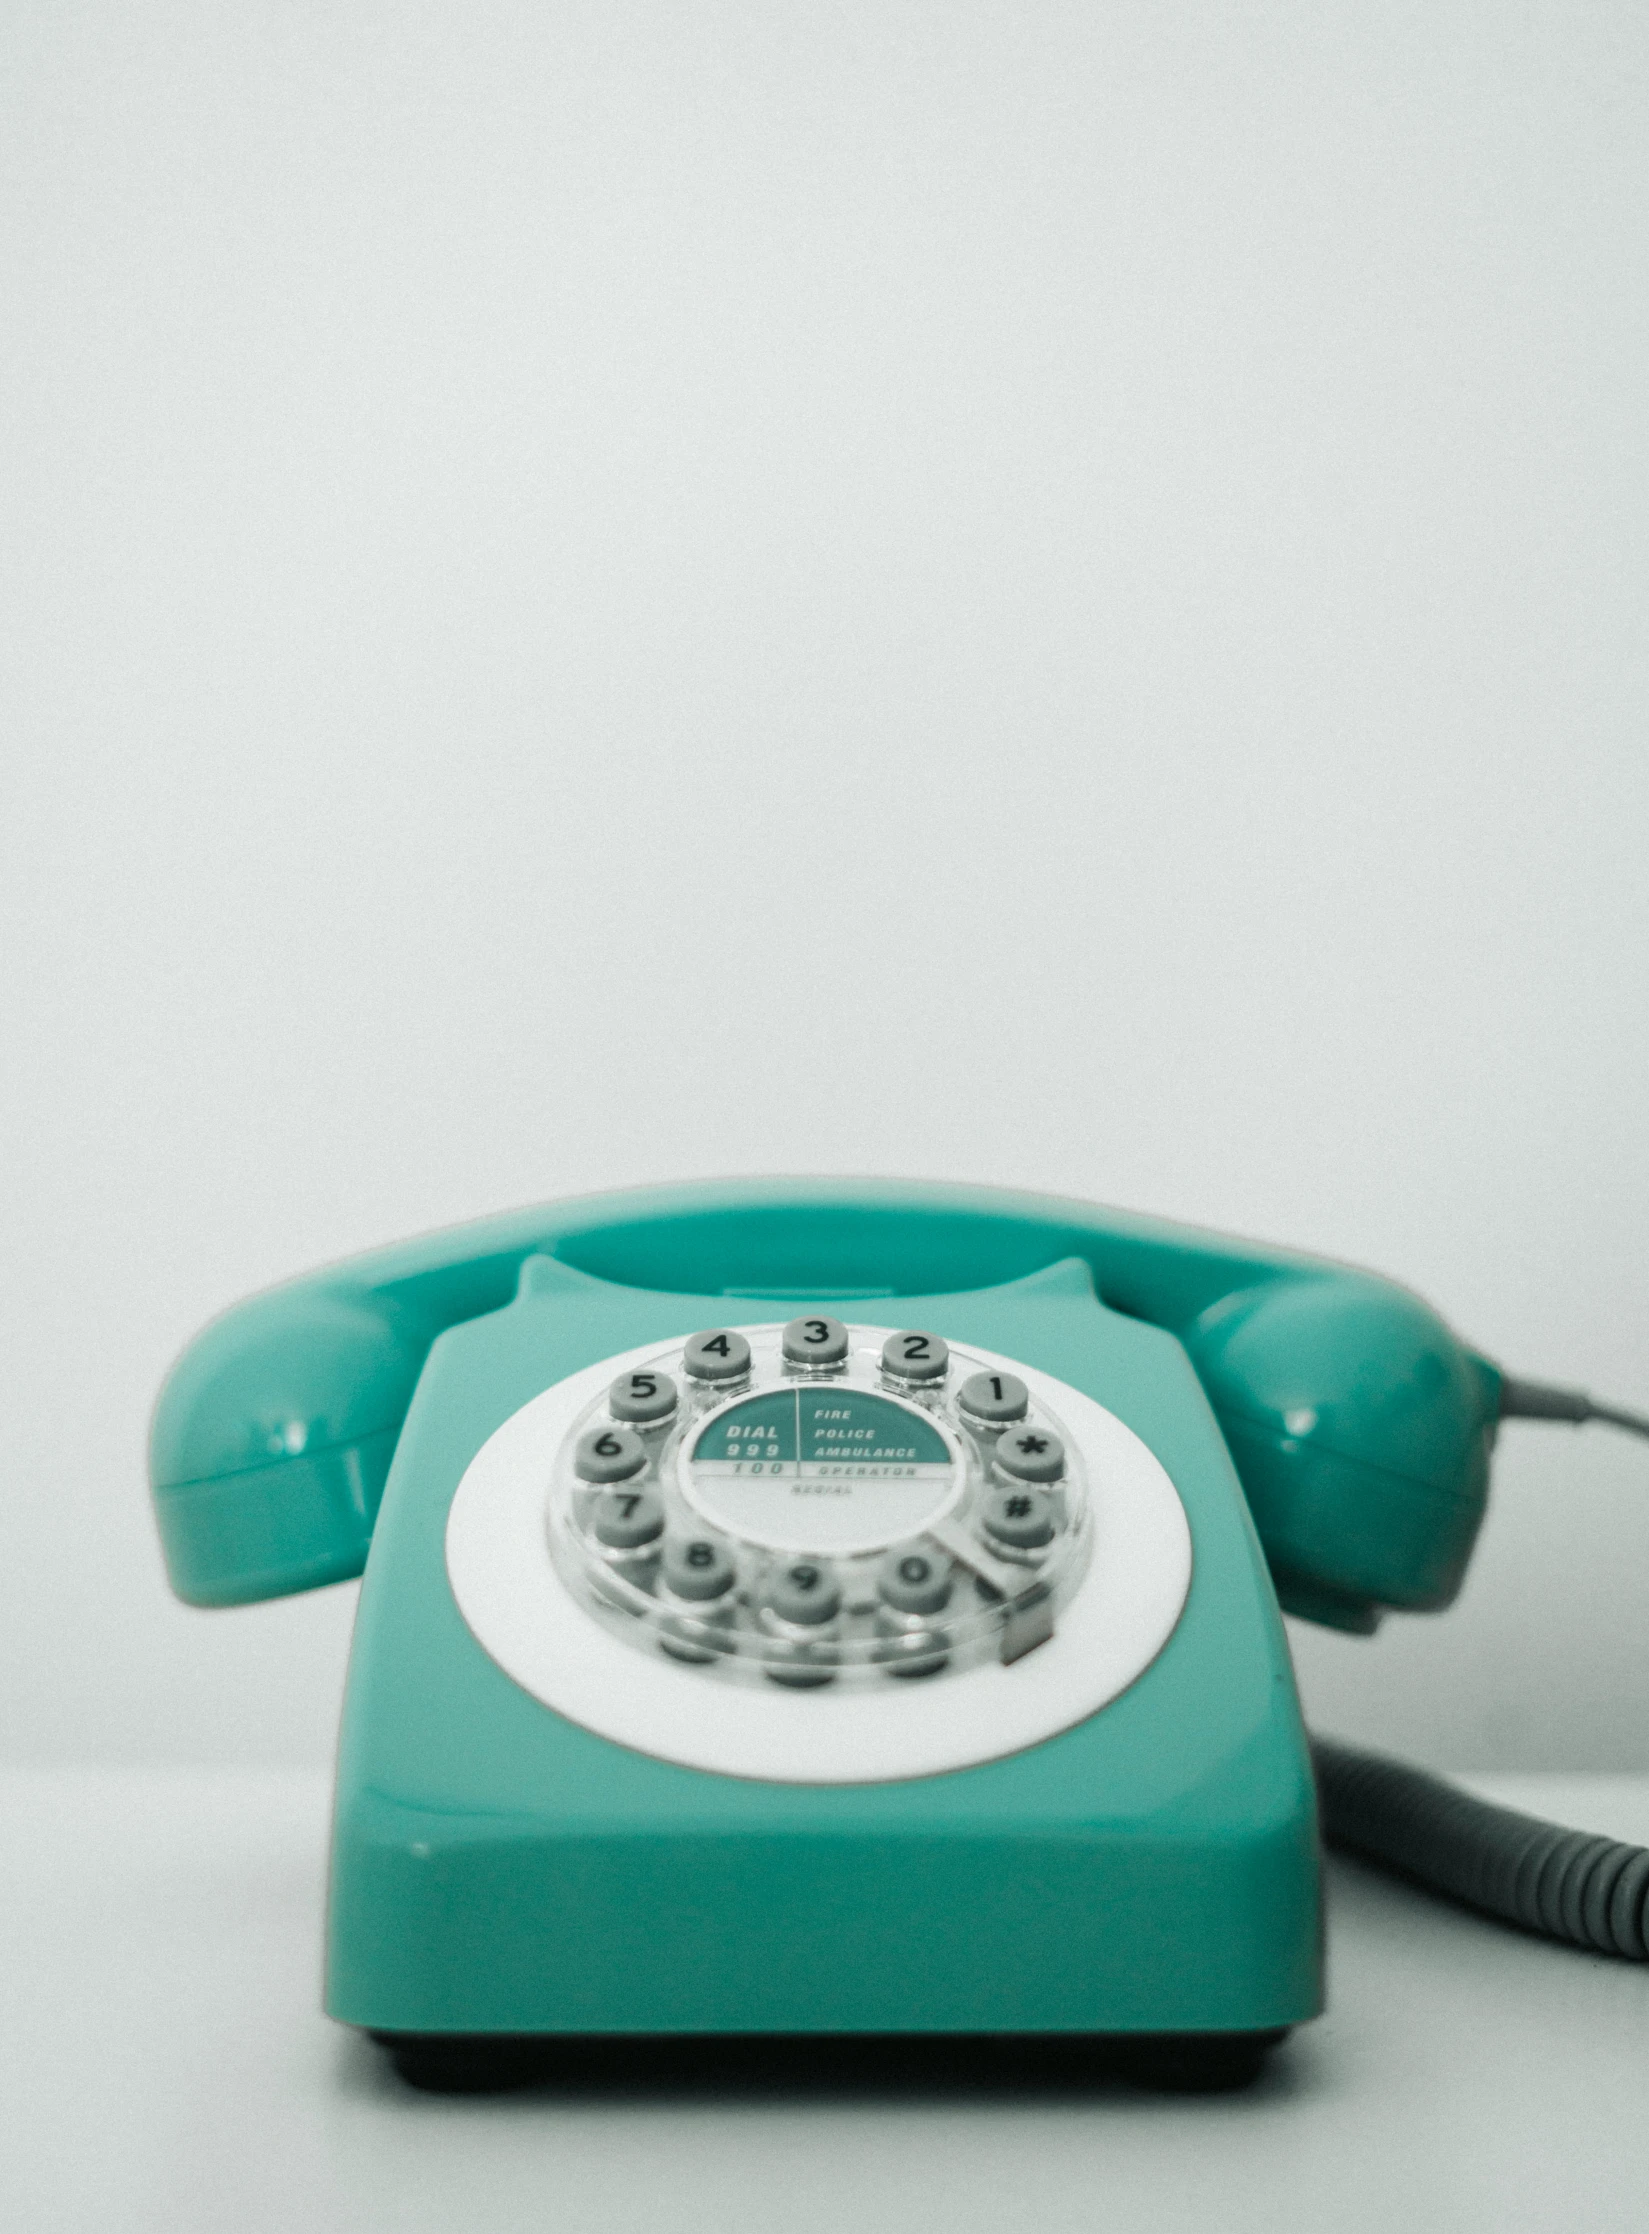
top-left (959, 1370), bottom-right (1029, 1425)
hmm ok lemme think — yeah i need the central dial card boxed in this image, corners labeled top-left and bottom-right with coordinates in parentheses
top-left (684, 1386), bottom-right (963, 1552)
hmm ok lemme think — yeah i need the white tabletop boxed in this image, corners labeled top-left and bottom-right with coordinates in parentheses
top-left (4, 1767), bottom-right (1648, 2234)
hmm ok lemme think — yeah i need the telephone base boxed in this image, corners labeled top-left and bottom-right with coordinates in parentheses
top-left (368, 2027), bottom-right (1293, 2098)
top-left (327, 1258), bottom-right (1322, 2050)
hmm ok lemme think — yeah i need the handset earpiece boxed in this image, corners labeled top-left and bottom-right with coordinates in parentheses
top-left (149, 1204), bottom-right (588, 1606)
top-left (149, 1285), bottom-right (430, 1605)
top-left (1182, 1273), bottom-right (1502, 1632)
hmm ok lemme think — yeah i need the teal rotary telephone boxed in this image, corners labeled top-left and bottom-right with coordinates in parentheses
top-left (148, 1180), bottom-right (1648, 2090)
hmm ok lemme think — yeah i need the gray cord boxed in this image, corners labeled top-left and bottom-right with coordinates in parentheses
top-left (1313, 1737), bottom-right (1649, 1958)
top-left (1499, 1375), bottom-right (1649, 1441)
top-left (1313, 1368), bottom-right (1649, 1951)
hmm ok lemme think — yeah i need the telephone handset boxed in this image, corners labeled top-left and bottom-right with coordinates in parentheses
top-left (148, 1179), bottom-right (1647, 2090)
top-left (150, 1177), bottom-right (1501, 1632)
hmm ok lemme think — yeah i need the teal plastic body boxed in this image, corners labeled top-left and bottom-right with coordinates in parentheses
top-left (151, 1179), bottom-right (1504, 1634)
top-left (145, 1180), bottom-right (1508, 2039)
top-left (326, 1254), bottom-right (1321, 2036)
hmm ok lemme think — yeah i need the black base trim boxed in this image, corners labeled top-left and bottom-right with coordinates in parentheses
top-left (367, 2027), bottom-right (1291, 2096)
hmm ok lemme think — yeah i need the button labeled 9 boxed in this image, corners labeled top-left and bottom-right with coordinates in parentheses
top-left (767, 1559), bottom-right (842, 1625)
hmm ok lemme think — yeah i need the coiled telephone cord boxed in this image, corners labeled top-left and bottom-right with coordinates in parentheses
top-left (1315, 1376), bottom-right (1649, 1957)
top-left (1313, 1739), bottom-right (1649, 1959)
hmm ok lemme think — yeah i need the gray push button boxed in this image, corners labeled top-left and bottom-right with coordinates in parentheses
top-left (609, 1367), bottom-right (678, 1424)
top-left (881, 1330), bottom-right (949, 1382)
top-left (958, 1370), bottom-right (1029, 1425)
top-left (982, 1487), bottom-right (1057, 1549)
top-left (875, 1614), bottom-right (950, 1679)
top-left (591, 1483), bottom-right (665, 1548)
top-left (662, 1534), bottom-right (736, 1600)
top-left (996, 1425), bottom-right (1066, 1483)
top-left (574, 1425), bottom-right (648, 1483)
top-left (876, 1543), bottom-right (953, 1615)
top-left (683, 1329), bottom-right (752, 1383)
top-left (782, 1315), bottom-right (850, 1366)
top-left (766, 1559), bottom-right (842, 1625)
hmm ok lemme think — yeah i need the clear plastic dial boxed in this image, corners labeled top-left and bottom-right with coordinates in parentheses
top-left (546, 1324), bottom-right (1093, 1688)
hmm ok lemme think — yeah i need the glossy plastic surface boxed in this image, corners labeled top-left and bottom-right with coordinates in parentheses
top-left (326, 1255), bottom-right (1321, 2036)
top-left (150, 1180), bottom-right (1503, 1630)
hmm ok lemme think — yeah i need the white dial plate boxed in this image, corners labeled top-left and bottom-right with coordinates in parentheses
top-left (445, 1329), bottom-right (1193, 1784)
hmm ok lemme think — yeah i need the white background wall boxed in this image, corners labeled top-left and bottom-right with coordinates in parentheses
top-left (4, 1), bottom-right (1646, 1771)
